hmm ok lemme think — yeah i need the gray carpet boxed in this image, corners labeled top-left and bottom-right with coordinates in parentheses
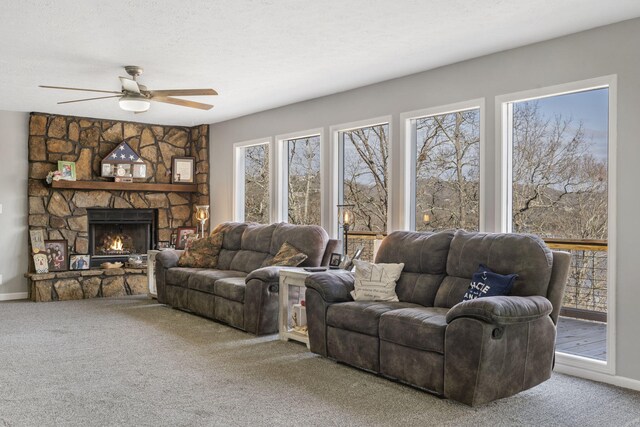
top-left (1, 296), bottom-right (639, 427)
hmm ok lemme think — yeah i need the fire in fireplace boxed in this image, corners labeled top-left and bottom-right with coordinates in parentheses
top-left (88, 209), bottom-right (157, 267)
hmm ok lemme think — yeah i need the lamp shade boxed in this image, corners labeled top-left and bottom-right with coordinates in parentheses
top-left (119, 94), bottom-right (150, 112)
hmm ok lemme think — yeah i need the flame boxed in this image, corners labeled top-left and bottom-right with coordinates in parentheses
top-left (110, 236), bottom-right (124, 251)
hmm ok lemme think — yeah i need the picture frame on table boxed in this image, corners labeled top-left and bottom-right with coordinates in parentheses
top-left (70, 254), bottom-right (91, 270)
top-left (44, 239), bottom-right (68, 272)
top-left (176, 227), bottom-right (198, 249)
top-left (351, 246), bottom-right (364, 262)
top-left (57, 161), bottom-right (76, 181)
top-left (329, 252), bottom-right (343, 269)
top-left (341, 245), bottom-right (364, 272)
top-left (171, 156), bottom-right (195, 184)
top-left (157, 241), bottom-right (171, 250)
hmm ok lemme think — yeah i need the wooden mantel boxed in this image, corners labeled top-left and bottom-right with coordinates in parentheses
top-left (51, 180), bottom-right (198, 193)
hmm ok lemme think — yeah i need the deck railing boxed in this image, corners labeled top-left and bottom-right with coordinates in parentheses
top-left (544, 238), bottom-right (608, 322)
top-left (344, 232), bottom-right (608, 323)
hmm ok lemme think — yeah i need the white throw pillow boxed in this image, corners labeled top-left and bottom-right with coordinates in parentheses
top-left (350, 259), bottom-right (405, 302)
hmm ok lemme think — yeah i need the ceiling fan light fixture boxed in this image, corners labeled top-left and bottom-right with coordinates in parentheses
top-left (119, 94), bottom-right (150, 112)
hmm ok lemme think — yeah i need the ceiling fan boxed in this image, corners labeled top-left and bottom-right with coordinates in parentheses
top-left (40, 66), bottom-right (217, 113)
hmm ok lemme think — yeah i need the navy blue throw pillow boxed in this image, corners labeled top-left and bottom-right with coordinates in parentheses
top-left (462, 264), bottom-right (518, 302)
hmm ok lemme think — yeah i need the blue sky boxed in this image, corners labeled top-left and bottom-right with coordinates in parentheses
top-left (530, 87), bottom-right (609, 161)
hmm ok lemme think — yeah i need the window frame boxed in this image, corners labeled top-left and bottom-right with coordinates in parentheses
top-left (400, 99), bottom-right (486, 231)
top-left (232, 137), bottom-right (274, 223)
top-left (274, 128), bottom-right (324, 226)
top-left (329, 116), bottom-right (393, 239)
top-left (495, 75), bottom-right (618, 375)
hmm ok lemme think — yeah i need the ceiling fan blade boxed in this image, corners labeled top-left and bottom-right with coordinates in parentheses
top-left (40, 85), bottom-right (121, 94)
top-left (57, 95), bottom-right (122, 105)
top-left (119, 77), bottom-right (141, 94)
top-left (152, 96), bottom-right (213, 110)
top-left (150, 88), bottom-right (218, 97)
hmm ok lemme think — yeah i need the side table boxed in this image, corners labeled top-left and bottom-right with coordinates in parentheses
top-left (147, 249), bottom-right (161, 299)
top-left (278, 268), bottom-right (314, 348)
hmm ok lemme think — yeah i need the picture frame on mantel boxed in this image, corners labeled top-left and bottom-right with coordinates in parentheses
top-left (171, 156), bottom-right (195, 184)
top-left (44, 239), bottom-right (68, 272)
top-left (57, 161), bottom-right (76, 181)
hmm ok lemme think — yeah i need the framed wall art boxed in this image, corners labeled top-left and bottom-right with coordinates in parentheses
top-left (172, 156), bottom-right (195, 184)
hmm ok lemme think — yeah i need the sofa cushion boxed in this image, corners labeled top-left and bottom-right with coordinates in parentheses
top-left (435, 230), bottom-right (554, 308)
top-left (393, 272), bottom-right (446, 307)
top-left (327, 301), bottom-right (420, 336)
top-left (166, 267), bottom-right (206, 287)
top-left (229, 250), bottom-right (270, 273)
top-left (350, 260), bottom-right (404, 302)
top-left (177, 232), bottom-right (224, 268)
top-left (241, 223), bottom-right (276, 253)
top-left (375, 230), bottom-right (454, 306)
top-left (214, 277), bottom-right (247, 302)
top-left (270, 223), bottom-right (329, 267)
top-left (211, 222), bottom-right (248, 251)
top-left (462, 264), bottom-right (518, 302)
top-left (375, 230), bottom-right (454, 274)
top-left (379, 307), bottom-right (449, 354)
top-left (262, 242), bottom-right (308, 267)
top-left (216, 249), bottom-right (238, 271)
top-left (187, 270), bottom-right (247, 294)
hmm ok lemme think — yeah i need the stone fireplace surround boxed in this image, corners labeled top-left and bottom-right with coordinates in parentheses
top-left (26, 112), bottom-right (210, 302)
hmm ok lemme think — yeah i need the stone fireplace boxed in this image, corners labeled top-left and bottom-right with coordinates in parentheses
top-left (88, 208), bottom-right (156, 267)
top-left (25, 112), bottom-right (210, 302)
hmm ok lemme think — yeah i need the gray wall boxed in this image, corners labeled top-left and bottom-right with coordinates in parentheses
top-left (209, 18), bottom-right (640, 382)
top-left (0, 110), bottom-right (29, 297)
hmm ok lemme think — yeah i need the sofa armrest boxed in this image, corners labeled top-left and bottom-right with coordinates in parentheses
top-left (446, 295), bottom-right (553, 326)
top-left (305, 270), bottom-right (354, 303)
top-left (155, 249), bottom-right (183, 269)
top-left (245, 266), bottom-right (286, 284)
top-left (244, 268), bottom-right (282, 335)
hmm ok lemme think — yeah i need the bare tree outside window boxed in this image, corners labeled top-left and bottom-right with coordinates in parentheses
top-left (511, 94), bottom-right (608, 240)
top-left (341, 124), bottom-right (389, 233)
top-left (287, 136), bottom-right (321, 225)
top-left (414, 109), bottom-right (480, 231)
top-left (244, 144), bottom-right (270, 223)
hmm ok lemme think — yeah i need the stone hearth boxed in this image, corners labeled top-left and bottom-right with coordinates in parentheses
top-left (26, 112), bottom-right (210, 302)
top-left (26, 268), bottom-right (147, 302)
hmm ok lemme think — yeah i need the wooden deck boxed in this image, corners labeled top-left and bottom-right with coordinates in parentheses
top-left (556, 316), bottom-right (606, 361)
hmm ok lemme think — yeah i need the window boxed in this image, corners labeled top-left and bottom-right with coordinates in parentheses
top-left (509, 90), bottom-right (608, 240)
top-left (503, 84), bottom-right (612, 364)
top-left (285, 135), bottom-right (321, 225)
top-left (411, 108), bottom-right (480, 231)
top-left (338, 123), bottom-right (390, 233)
top-left (234, 141), bottom-right (270, 223)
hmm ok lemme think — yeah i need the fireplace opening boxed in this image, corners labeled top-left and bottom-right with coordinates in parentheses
top-left (88, 209), bottom-right (157, 267)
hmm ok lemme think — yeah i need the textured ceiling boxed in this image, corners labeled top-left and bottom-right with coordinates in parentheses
top-left (1, 0), bottom-right (640, 126)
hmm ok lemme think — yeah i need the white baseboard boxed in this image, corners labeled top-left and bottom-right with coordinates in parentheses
top-left (555, 363), bottom-right (640, 392)
top-left (0, 292), bottom-right (29, 301)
